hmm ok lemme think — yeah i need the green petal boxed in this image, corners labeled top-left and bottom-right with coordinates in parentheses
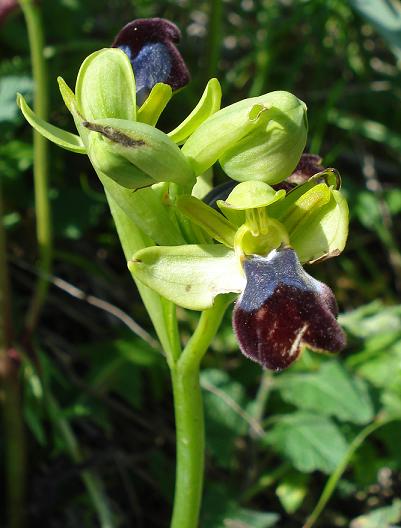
top-left (137, 83), bottom-right (172, 126)
top-left (177, 196), bottom-right (237, 247)
top-left (16, 93), bottom-right (86, 154)
top-left (292, 189), bottom-right (349, 264)
top-left (129, 244), bottom-right (245, 310)
top-left (279, 182), bottom-right (332, 235)
top-left (218, 181), bottom-right (285, 210)
top-left (168, 78), bottom-right (222, 144)
top-left (75, 48), bottom-right (136, 121)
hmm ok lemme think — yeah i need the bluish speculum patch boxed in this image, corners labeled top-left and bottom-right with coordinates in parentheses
top-left (121, 42), bottom-right (172, 105)
top-left (112, 18), bottom-right (190, 106)
top-left (233, 247), bottom-right (346, 371)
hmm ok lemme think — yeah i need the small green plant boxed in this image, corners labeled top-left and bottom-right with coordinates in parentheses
top-left (18, 16), bottom-right (349, 528)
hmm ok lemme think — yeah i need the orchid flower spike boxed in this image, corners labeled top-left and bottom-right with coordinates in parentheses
top-left (129, 163), bottom-right (349, 371)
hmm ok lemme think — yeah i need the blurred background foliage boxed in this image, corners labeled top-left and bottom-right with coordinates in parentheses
top-left (1, 0), bottom-right (401, 526)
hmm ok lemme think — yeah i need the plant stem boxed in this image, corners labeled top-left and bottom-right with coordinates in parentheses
top-left (206, 0), bottom-right (223, 80)
top-left (303, 414), bottom-right (398, 528)
top-left (0, 183), bottom-right (26, 528)
top-left (19, 0), bottom-right (52, 336)
top-left (170, 295), bottom-right (230, 528)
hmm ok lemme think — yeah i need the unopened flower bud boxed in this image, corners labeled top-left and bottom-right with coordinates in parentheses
top-left (182, 91), bottom-right (307, 185)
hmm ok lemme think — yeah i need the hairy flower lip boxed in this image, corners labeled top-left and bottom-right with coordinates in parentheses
top-left (112, 17), bottom-right (190, 100)
top-left (232, 247), bottom-right (346, 371)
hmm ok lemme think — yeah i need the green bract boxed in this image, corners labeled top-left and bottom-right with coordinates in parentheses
top-left (182, 91), bottom-right (308, 184)
top-left (83, 118), bottom-right (194, 189)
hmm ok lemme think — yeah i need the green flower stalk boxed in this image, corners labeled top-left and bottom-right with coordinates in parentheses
top-left (18, 16), bottom-right (349, 528)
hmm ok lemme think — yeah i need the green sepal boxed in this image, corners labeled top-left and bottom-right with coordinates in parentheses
top-left (129, 244), bottom-right (245, 310)
top-left (137, 83), bottom-right (172, 126)
top-left (75, 48), bottom-right (137, 121)
top-left (168, 78), bottom-right (222, 144)
top-left (191, 168), bottom-right (214, 200)
top-left (16, 93), bottom-right (86, 154)
top-left (84, 117), bottom-right (195, 189)
top-left (291, 189), bottom-right (349, 264)
top-left (177, 196), bottom-right (237, 247)
top-left (57, 76), bottom-right (90, 146)
top-left (182, 91), bottom-right (307, 184)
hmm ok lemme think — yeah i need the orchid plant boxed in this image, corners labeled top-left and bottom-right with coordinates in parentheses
top-left (18, 17), bottom-right (349, 528)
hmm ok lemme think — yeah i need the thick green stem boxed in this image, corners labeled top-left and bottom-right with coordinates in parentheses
top-left (170, 295), bottom-right (230, 528)
top-left (0, 184), bottom-right (26, 528)
top-left (206, 0), bottom-right (223, 80)
top-left (19, 0), bottom-right (52, 335)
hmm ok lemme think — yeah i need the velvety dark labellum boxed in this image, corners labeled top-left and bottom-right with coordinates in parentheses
top-left (112, 18), bottom-right (190, 105)
top-left (233, 248), bottom-right (346, 371)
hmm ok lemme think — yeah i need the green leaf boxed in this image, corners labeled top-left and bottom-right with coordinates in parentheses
top-left (137, 82), bottom-right (172, 126)
top-left (349, 0), bottom-right (401, 60)
top-left (129, 244), bottom-right (244, 310)
top-left (75, 48), bottom-right (136, 121)
top-left (276, 471), bottom-right (309, 514)
top-left (202, 369), bottom-right (248, 468)
top-left (328, 109), bottom-right (401, 152)
top-left (202, 484), bottom-right (280, 528)
top-left (0, 74), bottom-right (33, 124)
top-left (16, 93), bottom-right (86, 154)
top-left (351, 499), bottom-right (401, 528)
top-left (265, 412), bottom-right (348, 473)
top-left (278, 361), bottom-right (374, 424)
top-left (177, 195), bottom-right (237, 247)
top-left (168, 78), bottom-right (222, 144)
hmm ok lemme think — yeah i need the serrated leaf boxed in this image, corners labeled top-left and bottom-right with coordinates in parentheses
top-left (278, 361), bottom-right (374, 424)
top-left (265, 412), bottom-right (348, 473)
